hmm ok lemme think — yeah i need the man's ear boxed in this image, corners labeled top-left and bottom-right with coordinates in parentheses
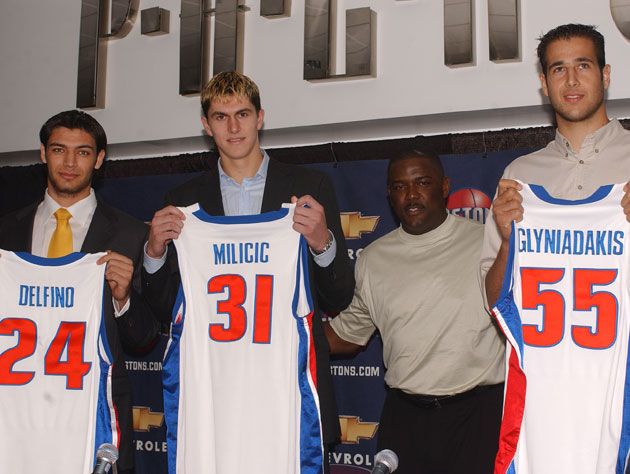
top-left (94, 149), bottom-right (105, 170)
top-left (602, 64), bottom-right (611, 91)
top-left (256, 109), bottom-right (265, 131)
top-left (201, 116), bottom-right (213, 137)
top-left (442, 176), bottom-right (450, 199)
top-left (540, 72), bottom-right (549, 98)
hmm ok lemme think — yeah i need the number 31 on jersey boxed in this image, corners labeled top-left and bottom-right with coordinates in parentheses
top-left (207, 273), bottom-right (274, 344)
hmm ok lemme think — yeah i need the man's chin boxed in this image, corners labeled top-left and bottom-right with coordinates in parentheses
top-left (554, 99), bottom-right (604, 124)
top-left (49, 183), bottom-right (88, 198)
top-left (558, 110), bottom-right (593, 123)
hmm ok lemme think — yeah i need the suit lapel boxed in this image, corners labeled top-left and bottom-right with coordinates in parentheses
top-left (5, 203), bottom-right (39, 252)
top-left (262, 159), bottom-right (295, 212)
top-left (81, 201), bottom-right (115, 253)
top-left (199, 166), bottom-right (225, 216)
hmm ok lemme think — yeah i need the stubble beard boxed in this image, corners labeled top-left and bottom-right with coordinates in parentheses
top-left (551, 85), bottom-right (606, 124)
top-left (48, 170), bottom-right (93, 199)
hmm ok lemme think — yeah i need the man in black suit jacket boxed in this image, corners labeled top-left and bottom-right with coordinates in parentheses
top-left (0, 110), bottom-right (158, 474)
top-left (143, 71), bottom-right (354, 467)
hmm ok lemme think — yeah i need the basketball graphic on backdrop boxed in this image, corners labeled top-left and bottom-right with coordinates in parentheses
top-left (447, 188), bottom-right (491, 223)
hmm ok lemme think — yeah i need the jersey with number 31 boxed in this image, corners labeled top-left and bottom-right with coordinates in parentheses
top-left (493, 182), bottom-right (630, 474)
top-left (164, 203), bottom-right (323, 474)
top-left (0, 250), bottom-right (117, 473)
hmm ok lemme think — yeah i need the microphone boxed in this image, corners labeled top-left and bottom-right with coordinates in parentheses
top-left (92, 443), bottom-right (119, 474)
top-left (371, 449), bottom-right (399, 474)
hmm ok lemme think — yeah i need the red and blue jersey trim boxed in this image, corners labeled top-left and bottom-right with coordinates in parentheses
top-left (163, 284), bottom-right (186, 474)
top-left (294, 237), bottom-right (323, 473)
top-left (616, 343), bottom-right (630, 473)
top-left (492, 221), bottom-right (526, 474)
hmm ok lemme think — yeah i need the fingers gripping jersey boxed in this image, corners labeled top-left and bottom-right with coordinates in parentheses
top-left (0, 250), bottom-right (117, 473)
top-left (164, 203), bottom-right (323, 474)
top-left (492, 183), bottom-right (630, 474)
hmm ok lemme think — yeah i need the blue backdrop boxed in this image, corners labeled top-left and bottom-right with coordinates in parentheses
top-left (96, 151), bottom-right (525, 473)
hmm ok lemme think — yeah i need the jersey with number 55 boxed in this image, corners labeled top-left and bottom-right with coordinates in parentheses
top-left (493, 182), bottom-right (630, 474)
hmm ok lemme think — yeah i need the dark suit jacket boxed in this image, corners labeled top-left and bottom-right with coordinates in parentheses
top-left (0, 197), bottom-right (160, 472)
top-left (143, 158), bottom-right (355, 444)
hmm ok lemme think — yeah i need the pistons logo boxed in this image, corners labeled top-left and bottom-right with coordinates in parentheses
top-left (446, 188), bottom-right (491, 223)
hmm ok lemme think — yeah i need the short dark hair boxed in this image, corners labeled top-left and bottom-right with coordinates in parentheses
top-left (39, 110), bottom-right (107, 154)
top-left (537, 24), bottom-right (605, 74)
top-left (387, 150), bottom-right (444, 183)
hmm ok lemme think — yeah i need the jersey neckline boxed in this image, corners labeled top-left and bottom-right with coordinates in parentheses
top-left (191, 203), bottom-right (292, 224)
top-left (528, 183), bottom-right (615, 205)
top-left (14, 251), bottom-right (87, 266)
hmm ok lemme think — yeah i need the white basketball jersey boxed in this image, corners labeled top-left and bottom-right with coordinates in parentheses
top-left (0, 250), bottom-right (118, 473)
top-left (492, 182), bottom-right (630, 474)
top-left (164, 203), bottom-right (323, 474)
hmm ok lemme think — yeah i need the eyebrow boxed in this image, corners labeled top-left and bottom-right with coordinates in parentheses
top-left (548, 57), bottom-right (595, 69)
top-left (47, 142), bottom-right (94, 150)
top-left (389, 175), bottom-right (433, 183)
top-left (211, 108), bottom-right (253, 117)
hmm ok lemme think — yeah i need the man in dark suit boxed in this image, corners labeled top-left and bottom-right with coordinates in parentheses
top-left (0, 110), bottom-right (158, 474)
top-left (142, 71), bottom-right (354, 469)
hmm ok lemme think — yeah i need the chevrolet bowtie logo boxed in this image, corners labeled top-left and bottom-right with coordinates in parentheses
top-left (339, 416), bottom-right (379, 444)
top-left (340, 212), bottom-right (379, 239)
top-left (133, 406), bottom-right (164, 432)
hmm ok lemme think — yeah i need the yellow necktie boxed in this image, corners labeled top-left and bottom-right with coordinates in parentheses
top-left (47, 208), bottom-right (73, 258)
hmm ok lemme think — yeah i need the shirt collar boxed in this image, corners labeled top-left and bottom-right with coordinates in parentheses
top-left (42, 188), bottom-right (97, 228)
top-left (554, 119), bottom-right (623, 157)
top-left (218, 150), bottom-right (269, 185)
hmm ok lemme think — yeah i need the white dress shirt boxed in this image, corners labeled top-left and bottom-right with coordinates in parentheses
top-left (32, 188), bottom-right (129, 316)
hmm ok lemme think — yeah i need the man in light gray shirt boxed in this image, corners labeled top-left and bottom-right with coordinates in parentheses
top-left (326, 150), bottom-right (505, 474)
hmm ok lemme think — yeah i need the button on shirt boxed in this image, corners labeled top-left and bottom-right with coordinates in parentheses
top-left (218, 152), bottom-right (268, 216)
top-left (502, 119), bottom-right (628, 200)
top-left (551, 121), bottom-right (622, 197)
top-left (480, 119), bottom-right (630, 289)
